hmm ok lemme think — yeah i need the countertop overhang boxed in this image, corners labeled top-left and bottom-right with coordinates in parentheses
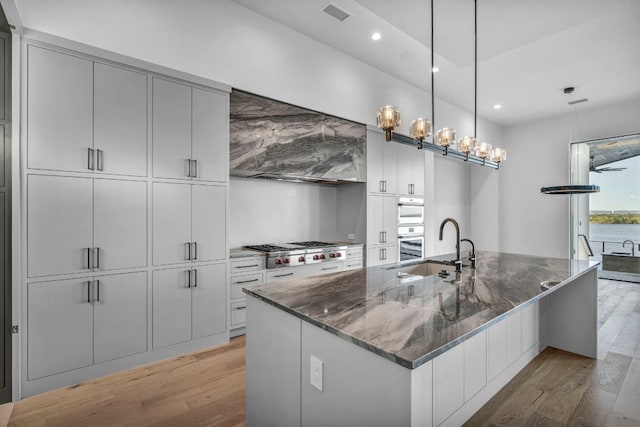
top-left (243, 251), bottom-right (599, 369)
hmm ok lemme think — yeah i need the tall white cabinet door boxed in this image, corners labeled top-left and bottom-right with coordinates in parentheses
top-left (192, 185), bottom-right (226, 262)
top-left (152, 78), bottom-right (192, 179)
top-left (94, 272), bottom-right (148, 363)
top-left (27, 46), bottom-right (93, 173)
top-left (27, 279), bottom-right (93, 380)
top-left (412, 151), bottom-right (425, 197)
top-left (94, 179), bottom-right (147, 270)
top-left (152, 183), bottom-right (191, 265)
top-left (192, 264), bottom-right (226, 339)
top-left (94, 63), bottom-right (148, 177)
top-left (27, 175), bottom-right (93, 277)
top-left (366, 195), bottom-right (384, 245)
top-left (382, 141), bottom-right (399, 194)
top-left (383, 196), bottom-right (398, 243)
top-left (192, 88), bottom-right (227, 183)
top-left (152, 268), bottom-right (192, 348)
top-left (366, 130), bottom-right (384, 193)
top-left (397, 144), bottom-right (413, 196)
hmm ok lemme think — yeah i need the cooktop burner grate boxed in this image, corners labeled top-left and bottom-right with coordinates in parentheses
top-left (244, 244), bottom-right (291, 252)
top-left (289, 241), bottom-right (334, 247)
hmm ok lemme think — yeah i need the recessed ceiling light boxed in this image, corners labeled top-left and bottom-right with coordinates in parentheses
top-left (432, 66), bottom-right (439, 72)
top-left (493, 104), bottom-right (502, 110)
top-left (371, 32), bottom-right (381, 41)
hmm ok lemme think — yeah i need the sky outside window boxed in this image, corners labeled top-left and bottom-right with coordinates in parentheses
top-left (590, 155), bottom-right (640, 212)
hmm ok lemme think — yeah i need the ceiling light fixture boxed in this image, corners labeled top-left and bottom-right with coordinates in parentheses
top-left (375, 0), bottom-right (504, 169)
top-left (371, 32), bottom-right (381, 41)
top-left (493, 104), bottom-right (502, 109)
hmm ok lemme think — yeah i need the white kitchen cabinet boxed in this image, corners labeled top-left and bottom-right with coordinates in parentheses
top-left (506, 310), bottom-right (523, 367)
top-left (94, 63), bottom-right (147, 177)
top-left (152, 78), bottom-right (227, 182)
top-left (367, 194), bottom-right (398, 246)
top-left (464, 330), bottom-right (487, 402)
top-left (230, 258), bottom-right (264, 333)
top-left (28, 175), bottom-right (147, 277)
top-left (366, 244), bottom-right (398, 267)
top-left (27, 45), bottom-right (93, 173)
top-left (152, 264), bottom-right (226, 348)
top-left (152, 182), bottom-right (226, 266)
top-left (487, 317), bottom-right (507, 382)
top-left (27, 46), bottom-right (147, 176)
top-left (434, 343), bottom-right (464, 425)
top-left (27, 271), bottom-right (148, 380)
top-left (366, 129), bottom-right (398, 194)
top-left (398, 143), bottom-right (425, 197)
top-left (522, 301), bottom-right (540, 352)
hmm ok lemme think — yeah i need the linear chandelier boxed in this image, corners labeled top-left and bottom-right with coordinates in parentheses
top-left (376, 0), bottom-right (506, 169)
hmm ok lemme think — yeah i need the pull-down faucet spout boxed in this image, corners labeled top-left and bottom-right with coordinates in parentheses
top-left (461, 238), bottom-right (476, 269)
top-left (439, 218), bottom-right (462, 273)
top-left (623, 240), bottom-right (636, 256)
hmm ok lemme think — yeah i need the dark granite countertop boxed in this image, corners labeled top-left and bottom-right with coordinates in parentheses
top-left (243, 251), bottom-right (599, 369)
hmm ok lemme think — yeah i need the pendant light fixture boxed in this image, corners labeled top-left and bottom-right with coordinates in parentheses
top-left (375, 0), bottom-right (506, 170)
top-left (540, 87), bottom-right (600, 195)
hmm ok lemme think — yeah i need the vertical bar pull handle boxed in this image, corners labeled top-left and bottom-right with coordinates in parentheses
top-left (96, 149), bottom-right (103, 171)
top-left (192, 159), bottom-right (198, 178)
top-left (87, 281), bottom-right (91, 303)
top-left (187, 269), bottom-right (192, 288)
top-left (186, 242), bottom-right (192, 260)
top-left (86, 247), bottom-right (91, 269)
top-left (193, 269), bottom-right (198, 287)
top-left (96, 280), bottom-right (100, 302)
top-left (193, 242), bottom-right (198, 260)
top-left (87, 148), bottom-right (94, 170)
top-left (379, 231), bottom-right (384, 243)
top-left (187, 158), bottom-right (192, 178)
top-left (95, 247), bottom-right (100, 269)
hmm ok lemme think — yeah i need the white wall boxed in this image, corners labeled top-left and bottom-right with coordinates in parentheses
top-left (500, 98), bottom-right (640, 258)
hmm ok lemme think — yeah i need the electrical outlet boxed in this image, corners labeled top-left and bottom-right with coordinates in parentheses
top-left (310, 355), bottom-right (323, 391)
top-left (347, 233), bottom-right (355, 240)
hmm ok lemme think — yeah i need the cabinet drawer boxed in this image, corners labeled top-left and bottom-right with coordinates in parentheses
top-left (231, 257), bottom-right (264, 274)
top-left (346, 246), bottom-right (364, 258)
top-left (344, 258), bottom-right (363, 271)
top-left (303, 262), bottom-right (343, 277)
top-left (231, 301), bottom-right (247, 327)
top-left (231, 272), bottom-right (263, 299)
top-left (265, 268), bottom-right (301, 284)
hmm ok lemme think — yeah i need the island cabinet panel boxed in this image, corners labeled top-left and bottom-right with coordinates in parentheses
top-left (522, 301), bottom-right (541, 352)
top-left (487, 318), bottom-right (507, 382)
top-left (506, 310), bottom-right (523, 367)
top-left (463, 330), bottom-right (487, 402)
top-left (27, 45), bottom-right (93, 173)
top-left (434, 344), bottom-right (464, 426)
top-left (246, 296), bottom-right (301, 427)
top-left (366, 129), bottom-right (398, 194)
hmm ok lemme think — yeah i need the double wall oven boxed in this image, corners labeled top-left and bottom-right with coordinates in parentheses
top-left (397, 197), bottom-right (425, 263)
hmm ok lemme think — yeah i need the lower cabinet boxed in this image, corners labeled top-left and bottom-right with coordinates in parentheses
top-left (27, 271), bottom-right (147, 380)
top-left (152, 263), bottom-right (226, 348)
top-left (366, 244), bottom-right (398, 267)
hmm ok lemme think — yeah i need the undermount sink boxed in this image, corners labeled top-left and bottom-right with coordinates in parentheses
top-left (388, 260), bottom-right (457, 277)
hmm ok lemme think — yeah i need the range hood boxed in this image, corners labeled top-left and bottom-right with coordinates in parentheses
top-left (230, 90), bottom-right (366, 184)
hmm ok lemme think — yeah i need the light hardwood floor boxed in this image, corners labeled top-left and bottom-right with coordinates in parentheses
top-left (4, 278), bottom-right (640, 426)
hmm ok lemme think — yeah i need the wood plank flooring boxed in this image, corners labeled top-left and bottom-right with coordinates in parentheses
top-left (4, 278), bottom-right (640, 426)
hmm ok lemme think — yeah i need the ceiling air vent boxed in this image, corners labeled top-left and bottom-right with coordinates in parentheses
top-left (323, 3), bottom-right (351, 22)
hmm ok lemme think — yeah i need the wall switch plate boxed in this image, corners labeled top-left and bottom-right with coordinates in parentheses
top-left (347, 233), bottom-right (355, 240)
top-left (310, 355), bottom-right (323, 391)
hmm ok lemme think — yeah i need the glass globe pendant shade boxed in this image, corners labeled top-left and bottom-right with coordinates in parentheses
top-left (491, 147), bottom-right (507, 163)
top-left (376, 105), bottom-right (401, 141)
top-left (436, 128), bottom-right (456, 155)
top-left (409, 117), bottom-right (432, 148)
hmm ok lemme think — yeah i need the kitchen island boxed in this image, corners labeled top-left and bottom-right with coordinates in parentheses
top-left (243, 251), bottom-right (599, 427)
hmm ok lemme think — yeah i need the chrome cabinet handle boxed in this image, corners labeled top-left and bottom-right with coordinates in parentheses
top-left (236, 264), bottom-right (259, 269)
top-left (95, 247), bottom-right (100, 269)
top-left (96, 280), bottom-right (100, 302)
top-left (322, 266), bottom-right (338, 271)
top-left (234, 306), bottom-right (247, 310)
top-left (86, 247), bottom-right (92, 269)
top-left (87, 281), bottom-right (91, 303)
top-left (192, 269), bottom-right (198, 287)
top-left (186, 242), bottom-right (192, 260)
top-left (87, 148), bottom-right (94, 170)
top-left (274, 272), bottom-right (294, 278)
top-left (235, 278), bottom-right (259, 284)
top-left (191, 159), bottom-right (198, 178)
top-left (187, 158), bottom-right (191, 177)
top-left (187, 269), bottom-right (192, 288)
top-left (193, 242), bottom-right (198, 260)
top-left (96, 149), bottom-right (103, 171)
top-left (379, 231), bottom-right (384, 243)
top-left (379, 181), bottom-right (384, 192)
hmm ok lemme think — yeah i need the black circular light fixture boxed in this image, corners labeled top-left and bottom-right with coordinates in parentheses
top-left (540, 185), bottom-right (600, 195)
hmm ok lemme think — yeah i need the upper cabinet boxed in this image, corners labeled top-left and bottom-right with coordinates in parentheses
top-left (366, 129), bottom-right (398, 194)
top-left (152, 77), bottom-right (228, 182)
top-left (27, 46), bottom-right (148, 176)
top-left (397, 143), bottom-right (425, 197)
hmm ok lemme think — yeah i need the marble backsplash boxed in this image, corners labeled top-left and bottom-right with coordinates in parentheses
top-left (230, 90), bottom-right (366, 182)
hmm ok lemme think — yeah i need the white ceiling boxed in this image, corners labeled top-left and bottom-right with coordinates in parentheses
top-left (232, 0), bottom-right (640, 126)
